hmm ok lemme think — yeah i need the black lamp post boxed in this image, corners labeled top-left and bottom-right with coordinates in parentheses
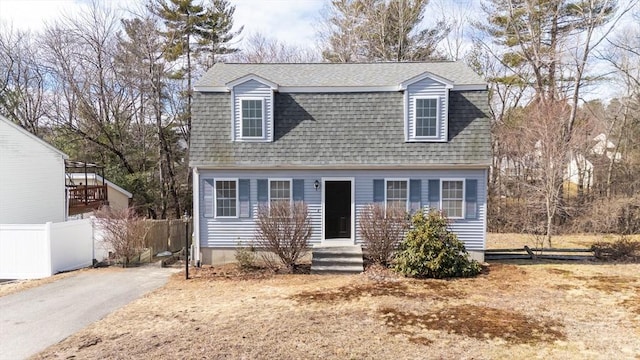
top-left (183, 211), bottom-right (190, 280)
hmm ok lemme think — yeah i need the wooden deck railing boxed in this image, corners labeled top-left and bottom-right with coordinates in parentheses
top-left (68, 185), bottom-right (108, 214)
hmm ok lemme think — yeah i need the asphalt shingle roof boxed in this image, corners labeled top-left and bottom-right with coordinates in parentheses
top-left (195, 62), bottom-right (486, 89)
top-left (190, 91), bottom-right (491, 168)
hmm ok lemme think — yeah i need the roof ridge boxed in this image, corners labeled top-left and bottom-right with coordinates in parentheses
top-left (217, 61), bottom-right (461, 65)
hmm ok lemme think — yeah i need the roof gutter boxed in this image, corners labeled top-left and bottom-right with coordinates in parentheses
top-left (188, 163), bottom-right (491, 171)
top-left (193, 84), bottom-right (487, 93)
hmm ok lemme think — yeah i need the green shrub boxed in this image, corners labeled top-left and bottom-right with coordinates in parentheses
top-left (393, 210), bottom-right (481, 279)
top-left (235, 242), bottom-right (257, 270)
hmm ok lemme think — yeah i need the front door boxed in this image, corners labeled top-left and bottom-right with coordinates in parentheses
top-left (323, 179), bottom-right (353, 243)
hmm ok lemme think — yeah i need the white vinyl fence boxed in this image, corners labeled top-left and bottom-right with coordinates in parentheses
top-left (0, 218), bottom-right (95, 279)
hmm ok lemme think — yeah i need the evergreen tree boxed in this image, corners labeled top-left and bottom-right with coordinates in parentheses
top-left (150, 0), bottom-right (241, 145)
top-left (320, 0), bottom-right (449, 62)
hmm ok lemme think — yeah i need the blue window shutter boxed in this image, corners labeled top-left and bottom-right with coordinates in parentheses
top-left (257, 179), bottom-right (268, 205)
top-left (239, 179), bottom-right (250, 218)
top-left (202, 179), bottom-right (214, 218)
top-left (409, 179), bottom-right (421, 213)
top-left (428, 179), bottom-right (440, 210)
top-left (465, 179), bottom-right (478, 219)
top-left (292, 179), bottom-right (304, 202)
top-left (373, 179), bottom-right (384, 203)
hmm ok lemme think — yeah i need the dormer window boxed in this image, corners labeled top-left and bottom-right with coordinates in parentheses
top-left (414, 97), bottom-right (438, 138)
top-left (402, 71), bottom-right (452, 143)
top-left (241, 98), bottom-right (264, 139)
top-left (226, 75), bottom-right (277, 143)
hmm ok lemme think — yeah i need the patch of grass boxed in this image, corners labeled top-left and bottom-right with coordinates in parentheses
top-left (379, 305), bottom-right (566, 344)
top-left (546, 268), bottom-right (573, 275)
top-left (190, 264), bottom-right (276, 281)
top-left (621, 293), bottom-right (640, 315)
top-left (291, 281), bottom-right (415, 302)
top-left (576, 275), bottom-right (639, 293)
top-left (487, 233), bottom-right (640, 249)
top-left (554, 284), bottom-right (579, 291)
top-left (290, 279), bottom-right (462, 303)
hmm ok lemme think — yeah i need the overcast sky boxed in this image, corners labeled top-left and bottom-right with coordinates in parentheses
top-left (0, 0), bottom-right (327, 48)
top-left (0, 0), bottom-right (635, 100)
top-left (0, 0), bottom-right (482, 47)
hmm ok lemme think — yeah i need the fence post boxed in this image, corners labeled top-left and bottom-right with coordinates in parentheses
top-left (45, 221), bottom-right (53, 276)
top-left (90, 216), bottom-right (96, 265)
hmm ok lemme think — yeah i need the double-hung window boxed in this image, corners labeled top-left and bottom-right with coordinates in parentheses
top-left (441, 180), bottom-right (464, 219)
top-left (241, 98), bottom-right (264, 138)
top-left (269, 179), bottom-right (291, 204)
top-left (414, 97), bottom-right (438, 138)
top-left (215, 179), bottom-right (237, 217)
top-left (385, 180), bottom-right (408, 210)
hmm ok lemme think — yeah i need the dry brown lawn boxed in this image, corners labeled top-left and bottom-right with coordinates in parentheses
top-left (31, 259), bottom-right (640, 360)
top-left (486, 233), bottom-right (640, 249)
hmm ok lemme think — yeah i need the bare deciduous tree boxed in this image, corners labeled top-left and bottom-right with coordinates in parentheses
top-left (95, 207), bottom-right (150, 267)
top-left (230, 32), bottom-right (319, 63)
top-left (517, 101), bottom-right (590, 246)
top-left (0, 26), bottom-right (48, 135)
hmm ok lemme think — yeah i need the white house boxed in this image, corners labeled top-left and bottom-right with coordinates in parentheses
top-left (0, 115), bottom-right (68, 224)
top-left (566, 153), bottom-right (593, 189)
top-left (66, 173), bottom-right (132, 217)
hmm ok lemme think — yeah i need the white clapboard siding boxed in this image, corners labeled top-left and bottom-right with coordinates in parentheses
top-left (0, 116), bottom-right (67, 224)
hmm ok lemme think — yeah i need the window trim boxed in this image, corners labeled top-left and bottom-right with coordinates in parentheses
top-left (239, 97), bottom-right (266, 140)
top-left (412, 96), bottom-right (440, 140)
top-left (384, 178), bottom-right (410, 212)
top-left (268, 178), bottom-right (293, 206)
top-left (214, 178), bottom-right (239, 219)
top-left (440, 178), bottom-right (465, 220)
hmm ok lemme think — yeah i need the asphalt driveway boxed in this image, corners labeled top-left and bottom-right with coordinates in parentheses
top-left (0, 266), bottom-right (178, 359)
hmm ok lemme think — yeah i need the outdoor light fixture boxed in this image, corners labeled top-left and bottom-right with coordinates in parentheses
top-left (314, 180), bottom-right (320, 191)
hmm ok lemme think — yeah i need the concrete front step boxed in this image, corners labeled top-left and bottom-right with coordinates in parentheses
top-left (311, 245), bottom-right (364, 275)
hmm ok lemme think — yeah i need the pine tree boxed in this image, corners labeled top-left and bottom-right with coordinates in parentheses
top-left (150, 0), bottom-right (241, 145)
top-left (320, 0), bottom-right (449, 62)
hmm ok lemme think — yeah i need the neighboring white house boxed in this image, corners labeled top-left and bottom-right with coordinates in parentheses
top-left (66, 173), bottom-right (132, 217)
top-left (566, 133), bottom-right (621, 189)
top-left (591, 133), bottom-right (621, 161)
top-left (566, 153), bottom-right (593, 189)
top-left (0, 115), bottom-right (68, 224)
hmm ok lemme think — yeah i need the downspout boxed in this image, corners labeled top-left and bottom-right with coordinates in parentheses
top-left (63, 157), bottom-right (68, 221)
top-left (482, 167), bottom-right (488, 257)
top-left (192, 167), bottom-right (201, 265)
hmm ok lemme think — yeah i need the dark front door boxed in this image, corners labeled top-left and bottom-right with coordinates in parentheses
top-left (324, 180), bottom-right (351, 239)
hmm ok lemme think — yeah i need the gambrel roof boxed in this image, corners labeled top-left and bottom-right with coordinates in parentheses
top-left (190, 62), bottom-right (490, 169)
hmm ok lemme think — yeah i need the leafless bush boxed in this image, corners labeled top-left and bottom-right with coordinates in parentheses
top-left (358, 203), bottom-right (409, 265)
top-left (591, 235), bottom-right (640, 262)
top-left (95, 207), bottom-right (149, 267)
top-left (488, 197), bottom-right (545, 233)
top-left (572, 195), bottom-right (640, 234)
top-left (255, 201), bottom-right (312, 272)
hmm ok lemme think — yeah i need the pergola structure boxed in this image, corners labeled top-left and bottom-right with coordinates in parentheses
top-left (65, 160), bottom-right (109, 215)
